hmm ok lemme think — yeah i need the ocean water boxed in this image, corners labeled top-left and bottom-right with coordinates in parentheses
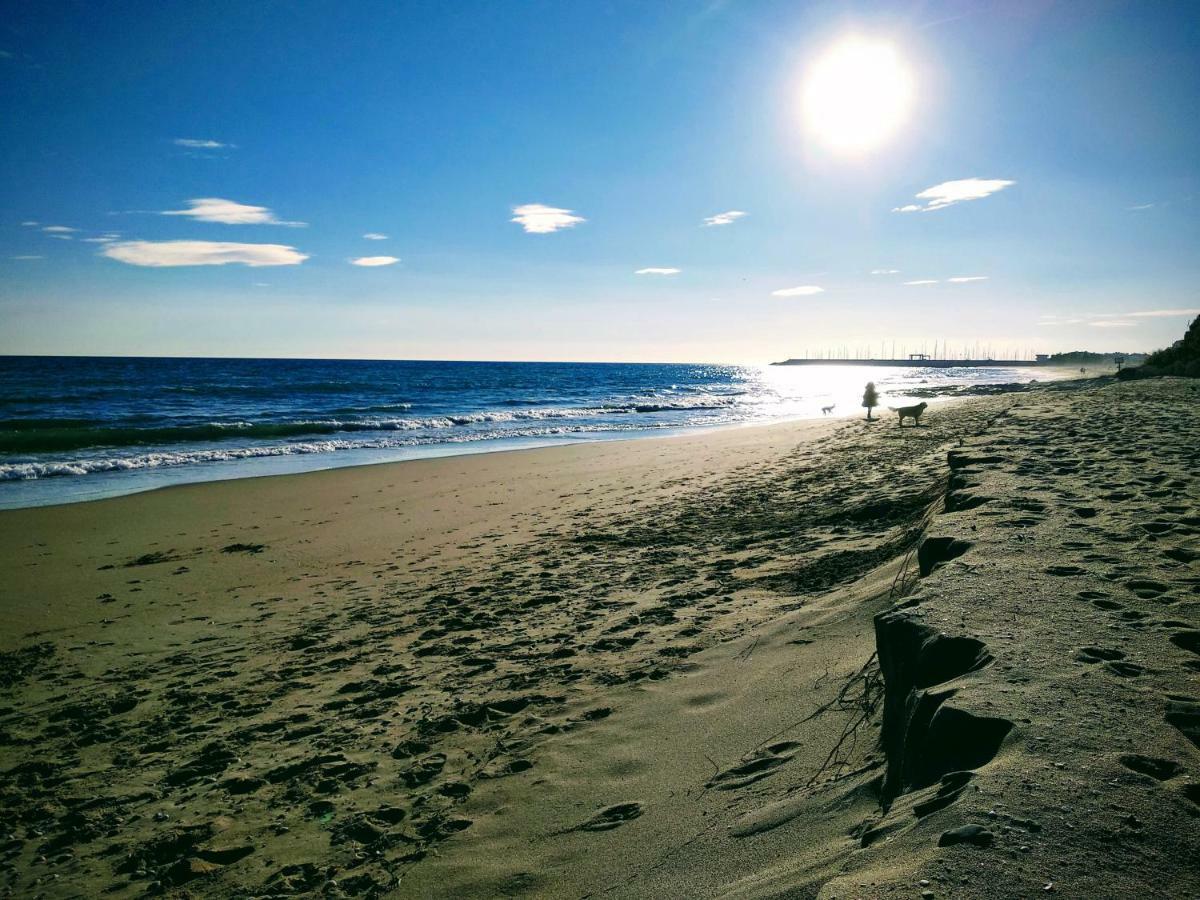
top-left (0, 357), bottom-right (1060, 508)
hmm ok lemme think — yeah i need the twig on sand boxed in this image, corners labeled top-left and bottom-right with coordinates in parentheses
top-left (751, 651), bottom-right (881, 766)
top-left (734, 636), bottom-right (759, 662)
top-left (803, 656), bottom-right (884, 788)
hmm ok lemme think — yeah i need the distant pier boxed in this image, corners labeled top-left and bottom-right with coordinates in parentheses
top-left (771, 357), bottom-right (1042, 368)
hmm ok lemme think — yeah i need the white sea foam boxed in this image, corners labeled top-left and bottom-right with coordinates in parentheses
top-left (0, 420), bottom-right (701, 481)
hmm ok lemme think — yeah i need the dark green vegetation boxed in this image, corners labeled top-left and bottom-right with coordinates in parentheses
top-left (1121, 313), bottom-right (1200, 379)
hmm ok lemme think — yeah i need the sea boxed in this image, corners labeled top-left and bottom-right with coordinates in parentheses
top-left (0, 356), bottom-right (1064, 509)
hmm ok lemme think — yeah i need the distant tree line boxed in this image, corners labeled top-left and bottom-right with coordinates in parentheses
top-left (1044, 350), bottom-right (1147, 364)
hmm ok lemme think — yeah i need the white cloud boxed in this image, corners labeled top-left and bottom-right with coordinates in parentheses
top-left (1128, 203), bottom-right (1156, 211)
top-left (81, 236), bottom-right (118, 243)
top-left (511, 203), bottom-right (585, 234)
top-left (350, 256), bottom-right (400, 267)
top-left (947, 275), bottom-right (988, 283)
top-left (771, 285), bottom-right (825, 297)
top-left (904, 279), bottom-right (939, 285)
top-left (702, 210), bottom-right (747, 227)
top-left (362, 233), bottom-right (388, 240)
top-left (893, 178), bottom-right (1015, 213)
top-left (870, 268), bottom-right (900, 275)
top-left (1121, 307), bottom-right (1199, 318)
top-left (103, 240), bottom-right (308, 267)
top-left (1090, 320), bottom-right (1137, 328)
top-left (10, 255), bottom-right (44, 260)
top-left (20, 220), bottom-right (38, 227)
top-left (162, 197), bottom-right (305, 226)
top-left (42, 225), bottom-right (76, 233)
top-left (635, 267), bottom-right (680, 275)
top-left (174, 138), bottom-right (232, 149)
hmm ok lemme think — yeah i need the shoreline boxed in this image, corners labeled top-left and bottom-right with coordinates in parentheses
top-left (0, 410), bottom-right (846, 514)
top-left (0, 368), bottom-right (1091, 512)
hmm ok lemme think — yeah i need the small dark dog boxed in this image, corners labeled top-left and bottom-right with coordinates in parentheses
top-left (891, 401), bottom-right (928, 427)
top-left (821, 404), bottom-right (836, 415)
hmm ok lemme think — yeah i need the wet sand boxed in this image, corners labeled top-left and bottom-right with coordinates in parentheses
top-left (1, 378), bottom-right (1198, 898)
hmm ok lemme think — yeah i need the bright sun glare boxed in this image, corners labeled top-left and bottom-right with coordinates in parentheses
top-left (802, 37), bottom-right (914, 154)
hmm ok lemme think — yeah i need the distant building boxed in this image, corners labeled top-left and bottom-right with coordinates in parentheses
top-left (1036, 353), bottom-right (1050, 362)
top-left (908, 352), bottom-right (929, 361)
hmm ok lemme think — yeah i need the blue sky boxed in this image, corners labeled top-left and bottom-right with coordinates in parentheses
top-left (1, 0), bottom-right (1197, 362)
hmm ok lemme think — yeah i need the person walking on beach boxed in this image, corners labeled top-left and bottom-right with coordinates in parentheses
top-left (862, 382), bottom-right (879, 421)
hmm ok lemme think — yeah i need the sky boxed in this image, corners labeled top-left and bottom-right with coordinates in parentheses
top-left (1, 0), bottom-right (1198, 363)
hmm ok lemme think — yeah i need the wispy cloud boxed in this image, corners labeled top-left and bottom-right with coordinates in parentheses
top-left (1039, 307), bottom-right (1198, 328)
top-left (20, 221), bottom-right (38, 227)
top-left (771, 285), bottom-right (824, 297)
top-left (702, 210), bottom-right (747, 227)
top-left (103, 240), bottom-right (308, 267)
top-left (903, 279), bottom-right (938, 285)
top-left (10, 255), bottom-right (44, 260)
top-left (635, 267), bottom-right (680, 276)
top-left (947, 275), bottom-right (988, 283)
top-left (1127, 203), bottom-right (1156, 211)
top-left (870, 268), bottom-right (900, 275)
top-left (511, 203), bottom-right (585, 234)
top-left (81, 236), bottom-right (119, 243)
top-left (1121, 307), bottom-right (1200, 318)
top-left (162, 198), bottom-right (305, 226)
top-left (350, 256), bottom-right (400, 267)
top-left (42, 225), bottom-right (77, 233)
top-left (174, 138), bottom-right (233, 149)
top-left (893, 178), bottom-right (1015, 213)
top-left (362, 233), bottom-right (388, 240)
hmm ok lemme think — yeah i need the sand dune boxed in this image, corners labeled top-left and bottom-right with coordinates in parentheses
top-left (1, 378), bottom-right (1197, 898)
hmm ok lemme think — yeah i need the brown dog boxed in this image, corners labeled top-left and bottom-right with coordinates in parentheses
top-left (891, 401), bottom-right (928, 427)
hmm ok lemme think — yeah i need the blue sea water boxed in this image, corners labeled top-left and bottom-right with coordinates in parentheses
top-left (0, 356), bottom-right (1060, 508)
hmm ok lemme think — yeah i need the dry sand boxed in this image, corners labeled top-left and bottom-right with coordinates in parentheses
top-left (1, 377), bottom-right (1197, 898)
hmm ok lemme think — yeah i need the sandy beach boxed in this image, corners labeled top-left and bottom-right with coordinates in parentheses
top-left (2, 377), bottom-right (1198, 899)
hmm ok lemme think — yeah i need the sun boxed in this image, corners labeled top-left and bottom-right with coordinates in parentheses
top-left (801, 37), bottom-right (915, 154)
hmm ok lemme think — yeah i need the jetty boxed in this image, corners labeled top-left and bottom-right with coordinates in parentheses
top-left (771, 356), bottom-right (1044, 368)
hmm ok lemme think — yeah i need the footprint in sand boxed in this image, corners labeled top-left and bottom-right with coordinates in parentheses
top-left (1162, 547), bottom-right (1198, 564)
top-left (1169, 632), bottom-right (1200, 655)
top-left (1138, 522), bottom-right (1175, 535)
top-left (706, 741), bottom-right (802, 791)
top-left (1045, 565), bottom-right (1087, 577)
top-left (1075, 646), bottom-right (1125, 663)
top-left (1105, 661), bottom-right (1144, 677)
top-left (1119, 753), bottom-right (1184, 781)
top-left (572, 801), bottom-right (645, 832)
top-left (1165, 697), bottom-right (1200, 749)
top-left (1169, 632), bottom-right (1200, 670)
top-left (1126, 578), bottom-right (1170, 599)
